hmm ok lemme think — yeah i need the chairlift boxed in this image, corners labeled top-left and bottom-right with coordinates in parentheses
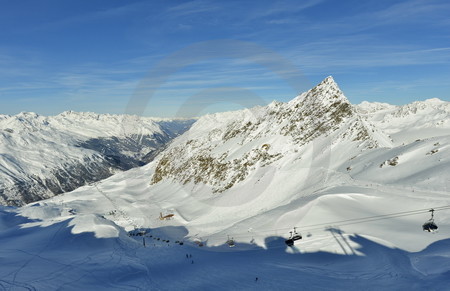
top-left (292, 227), bottom-right (302, 241)
top-left (422, 209), bottom-right (438, 232)
top-left (226, 235), bottom-right (236, 247)
top-left (285, 228), bottom-right (302, 247)
top-left (285, 231), bottom-right (295, 247)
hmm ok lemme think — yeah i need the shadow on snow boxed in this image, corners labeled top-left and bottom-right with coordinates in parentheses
top-left (0, 208), bottom-right (449, 290)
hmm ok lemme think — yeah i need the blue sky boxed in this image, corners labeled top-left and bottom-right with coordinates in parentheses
top-left (1, 0), bottom-right (449, 117)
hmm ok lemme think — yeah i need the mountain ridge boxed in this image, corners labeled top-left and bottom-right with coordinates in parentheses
top-left (0, 112), bottom-right (195, 205)
top-left (356, 97), bottom-right (450, 145)
top-left (150, 76), bottom-right (392, 193)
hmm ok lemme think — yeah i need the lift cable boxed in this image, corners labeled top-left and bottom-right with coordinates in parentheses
top-left (210, 205), bottom-right (450, 240)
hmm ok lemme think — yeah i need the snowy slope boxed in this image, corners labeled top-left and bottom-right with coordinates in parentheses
top-left (0, 112), bottom-right (194, 206)
top-left (0, 77), bottom-right (449, 290)
top-left (1, 203), bottom-right (448, 290)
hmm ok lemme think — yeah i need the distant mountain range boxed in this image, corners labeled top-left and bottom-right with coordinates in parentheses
top-left (2, 77), bottom-right (449, 207)
top-left (0, 111), bottom-right (194, 205)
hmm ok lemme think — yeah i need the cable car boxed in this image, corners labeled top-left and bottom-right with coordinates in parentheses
top-left (422, 209), bottom-right (438, 232)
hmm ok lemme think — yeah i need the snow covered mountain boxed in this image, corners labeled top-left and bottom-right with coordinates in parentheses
top-left (0, 112), bottom-right (194, 206)
top-left (151, 76), bottom-right (391, 193)
top-left (0, 77), bottom-right (448, 289)
top-left (356, 98), bottom-right (450, 145)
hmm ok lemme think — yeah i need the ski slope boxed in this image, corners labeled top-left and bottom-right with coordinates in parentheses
top-left (1, 168), bottom-right (448, 290)
top-left (1, 206), bottom-right (448, 290)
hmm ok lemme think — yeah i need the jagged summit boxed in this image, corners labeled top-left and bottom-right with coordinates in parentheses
top-left (309, 75), bottom-right (337, 88)
top-left (315, 75), bottom-right (340, 92)
top-left (310, 75), bottom-right (341, 93)
top-left (290, 75), bottom-right (346, 106)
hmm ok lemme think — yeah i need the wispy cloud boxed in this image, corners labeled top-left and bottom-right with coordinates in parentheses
top-left (247, 0), bottom-right (324, 20)
top-left (266, 18), bottom-right (299, 25)
top-left (26, 1), bottom-right (153, 32)
top-left (0, 49), bottom-right (43, 77)
top-left (324, 0), bottom-right (450, 34)
top-left (2, 1), bottom-right (449, 115)
top-left (371, 0), bottom-right (450, 24)
top-left (166, 0), bottom-right (220, 16)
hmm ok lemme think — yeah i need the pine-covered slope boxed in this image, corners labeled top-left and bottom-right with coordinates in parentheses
top-left (0, 112), bottom-right (194, 206)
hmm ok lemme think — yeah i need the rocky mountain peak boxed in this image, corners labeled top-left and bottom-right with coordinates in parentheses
top-left (290, 75), bottom-right (347, 108)
top-left (150, 77), bottom-right (389, 192)
top-left (315, 75), bottom-right (340, 93)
